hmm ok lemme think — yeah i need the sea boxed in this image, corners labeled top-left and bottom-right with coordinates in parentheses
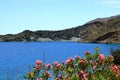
top-left (0, 42), bottom-right (120, 80)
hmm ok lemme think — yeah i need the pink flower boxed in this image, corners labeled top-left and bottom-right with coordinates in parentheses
top-left (111, 65), bottom-right (119, 75)
top-left (78, 70), bottom-right (88, 80)
top-left (83, 73), bottom-right (88, 77)
top-left (47, 64), bottom-right (51, 68)
top-left (93, 66), bottom-right (97, 70)
top-left (53, 61), bottom-right (58, 66)
top-left (66, 57), bottom-right (74, 64)
top-left (80, 70), bottom-right (84, 74)
top-left (66, 59), bottom-right (70, 64)
top-left (78, 70), bottom-right (88, 77)
top-left (80, 59), bottom-right (85, 63)
top-left (69, 57), bottom-right (74, 62)
top-left (53, 61), bottom-right (61, 68)
top-left (78, 70), bottom-right (84, 76)
top-left (36, 60), bottom-right (42, 65)
top-left (98, 54), bottom-right (105, 61)
top-left (56, 63), bottom-right (60, 68)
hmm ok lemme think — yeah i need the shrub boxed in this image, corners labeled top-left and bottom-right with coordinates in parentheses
top-left (25, 49), bottom-right (120, 80)
top-left (111, 49), bottom-right (120, 65)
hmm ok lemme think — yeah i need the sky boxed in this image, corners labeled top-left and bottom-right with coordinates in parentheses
top-left (0, 0), bottom-right (120, 34)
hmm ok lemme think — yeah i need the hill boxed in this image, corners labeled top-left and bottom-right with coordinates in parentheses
top-left (0, 15), bottom-right (120, 43)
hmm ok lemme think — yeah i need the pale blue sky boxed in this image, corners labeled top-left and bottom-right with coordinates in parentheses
top-left (0, 0), bottom-right (120, 34)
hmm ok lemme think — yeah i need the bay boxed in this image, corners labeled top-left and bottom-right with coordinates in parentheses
top-left (0, 42), bottom-right (120, 80)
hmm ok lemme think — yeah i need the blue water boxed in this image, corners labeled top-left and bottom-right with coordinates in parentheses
top-left (0, 42), bottom-right (120, 80)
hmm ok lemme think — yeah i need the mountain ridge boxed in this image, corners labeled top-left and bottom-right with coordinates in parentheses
top-left (0, 15), bottom-right (120, 43)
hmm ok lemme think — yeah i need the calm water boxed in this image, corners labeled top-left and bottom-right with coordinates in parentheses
top-left (0, 42), bottom-right (120, 80)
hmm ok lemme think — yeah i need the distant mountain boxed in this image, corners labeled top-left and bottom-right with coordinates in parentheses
top-left (86, 14), bottom-right (120, 24)
top-left (0, 15), bottom-right (120, 43)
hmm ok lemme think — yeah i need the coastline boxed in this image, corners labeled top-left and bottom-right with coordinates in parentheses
top-left (0, 40), bottom-right (120, 44)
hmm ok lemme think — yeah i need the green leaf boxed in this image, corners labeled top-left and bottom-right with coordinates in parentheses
top-left (68, 67), bottom-right (74, 73)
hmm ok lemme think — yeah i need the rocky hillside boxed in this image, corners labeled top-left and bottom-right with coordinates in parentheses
top-left (0, 15), bottom-right (120, 43)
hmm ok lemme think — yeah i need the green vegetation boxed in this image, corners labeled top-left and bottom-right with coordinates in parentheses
top-left (25, 48), bottom-right (120, 80)
top-left (111, 49), bottom-right (120, 65)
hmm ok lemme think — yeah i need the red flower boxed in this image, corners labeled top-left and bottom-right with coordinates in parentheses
top-left (47, 64), bottom-right (51, 68)
top-left (66, 59), bottom-right (70, 64)
top-left (78, 70), bottom-right (88, 80)
top-left (56, 63), bottom-right (60, 68)
top-left (83, 73), bottom-right (88, 77)
top-left (80, 59), bottom-right (85, 63)
top-left (111, 65), bottom-right (119, 75)
top-left (98, 54), bottom-right (105, 61)
top-left (69, 57), bottom-right (74, 62)
top-left (36, 60), bottom-right (42, 65)
top-left (53, 61), bottom-right (58, 66)
top-left (66, 57), bottom-right (74, 64)
top-left (78, 70), bottom-right (88, 77)
top-left (78, 70), bottom-right (84, 76)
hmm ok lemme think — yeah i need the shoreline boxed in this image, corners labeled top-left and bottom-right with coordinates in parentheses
top-left (0, 40), bottom-right (120, 44)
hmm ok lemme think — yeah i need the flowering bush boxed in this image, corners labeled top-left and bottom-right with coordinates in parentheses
top-left (25, 49), bottom-right (120, 80)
